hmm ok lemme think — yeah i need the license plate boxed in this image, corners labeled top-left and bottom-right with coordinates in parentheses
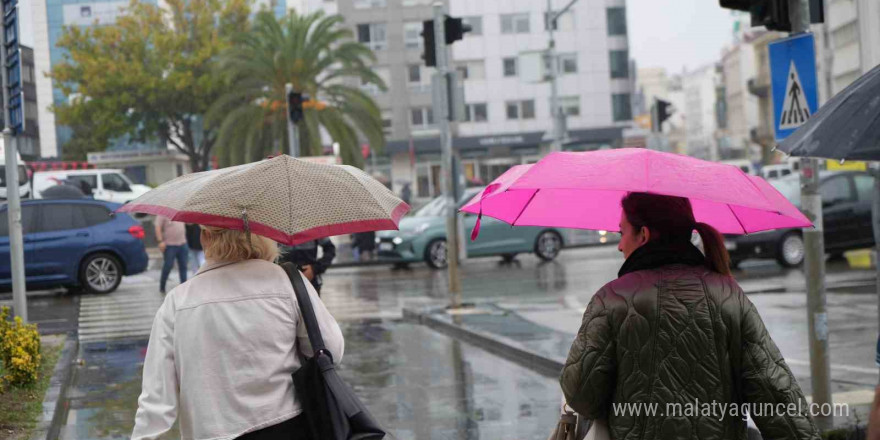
top-left (724, 240), bottom-right (737, 251)
top-left (379, 242), bottom-right (394, 251)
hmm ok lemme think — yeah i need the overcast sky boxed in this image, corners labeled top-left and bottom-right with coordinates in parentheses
top-left (628, 0), bottom-right (739, 74)
top-left (20, 0), bottom-right (739, 77)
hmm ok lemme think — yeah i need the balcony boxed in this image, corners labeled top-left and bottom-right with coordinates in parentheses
top-left (748, 78), bottom-right (770, 98)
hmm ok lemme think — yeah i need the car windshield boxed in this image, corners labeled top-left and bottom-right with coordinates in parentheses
top-left (413, 188), bottom-right (483, 217)
top-left (770, 175), bottom-right (801, 207)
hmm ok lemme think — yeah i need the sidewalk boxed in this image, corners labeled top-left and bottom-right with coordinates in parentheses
top-left (404, 288), bottom-right (879, 432)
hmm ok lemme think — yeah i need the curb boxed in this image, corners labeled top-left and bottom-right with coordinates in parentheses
top-left (29, 334), bottom-right (78, 440)
top-left (403, 307), bottom-right (773, 439)
top-left (402, 307), bottom-right (565, 378)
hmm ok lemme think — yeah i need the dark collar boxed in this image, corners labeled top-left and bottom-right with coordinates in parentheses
top-left (618, 240), bottom-right (707, 278)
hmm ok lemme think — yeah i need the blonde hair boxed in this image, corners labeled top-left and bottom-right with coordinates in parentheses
top-left (201, 225), bottom-right (279, 263)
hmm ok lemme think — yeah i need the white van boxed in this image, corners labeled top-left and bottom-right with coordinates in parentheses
top-left (760, 163), bottom-right (796, 180)
top-left (0, 141), bottom-right (31, 200)
top-left (33, 169), bottom-right (151, 204)
top-left (721, 159), bottom-right (757, 175)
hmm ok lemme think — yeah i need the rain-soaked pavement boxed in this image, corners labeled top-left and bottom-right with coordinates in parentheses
top-left (57, 320), bottom-right (561, 440)
top-left (9, 245), bottom-right (878, 438)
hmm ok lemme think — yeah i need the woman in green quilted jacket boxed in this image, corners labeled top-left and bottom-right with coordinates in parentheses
top-left (560, 192), bottom-right (820, 440)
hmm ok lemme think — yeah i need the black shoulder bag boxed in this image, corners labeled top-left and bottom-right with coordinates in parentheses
top-left (280, 262), bottom-right (386, 440)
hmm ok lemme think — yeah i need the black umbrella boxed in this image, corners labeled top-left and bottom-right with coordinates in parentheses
top-left (41, 184), bottom-right (86, 199)
top-left (777, 62), bottom-right (880, 160)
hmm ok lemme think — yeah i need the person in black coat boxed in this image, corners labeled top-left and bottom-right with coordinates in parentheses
top-left (278, 238), bottom-right (336, 294)
top-left (352, 231), bottom-right (376, 262)
top-left (185, 224), bottom-right (204, 274)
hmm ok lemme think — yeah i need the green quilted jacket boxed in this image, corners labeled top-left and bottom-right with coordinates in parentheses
top-left (560, 265), bottom-right (820, 440)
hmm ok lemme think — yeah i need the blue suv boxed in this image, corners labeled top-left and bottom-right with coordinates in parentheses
top-left (0, 199), bottom-right (149, 294)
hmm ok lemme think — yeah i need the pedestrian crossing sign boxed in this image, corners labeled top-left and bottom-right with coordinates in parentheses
top-left (769, 33), bottom-right (818, 141)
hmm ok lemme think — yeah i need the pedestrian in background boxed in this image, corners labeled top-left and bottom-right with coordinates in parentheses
top-left (279, 238), bottom-right (336, 294)
top-left (155, 215), bottom-right (188, 294)
top-left (353, 231), bottom-right (376, 262)
top-left (560, 192), bottom-right (819, 440)
top-left (132, 226), bottom-right (344, 439)
top-left (186, 224), bottom-right (205, 275)
top-left (400, 183), bottom-right (412, 206)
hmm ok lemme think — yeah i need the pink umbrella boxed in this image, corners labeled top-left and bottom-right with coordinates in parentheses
top-left (461, 149), bottom-right (811, 239)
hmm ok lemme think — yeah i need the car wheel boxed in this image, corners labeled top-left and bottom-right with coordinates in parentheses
top-left (424, 239), bottom-right (448, 269)
top-left (80, 253), bottom-right (123, 294)
top-left (535, 231), bottom-right (563, 261)
top-left (776, 232), bottom-right (805, 268)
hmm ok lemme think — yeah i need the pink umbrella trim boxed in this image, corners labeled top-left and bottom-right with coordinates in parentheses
top-left (117, 202), bottom-right (411, 246)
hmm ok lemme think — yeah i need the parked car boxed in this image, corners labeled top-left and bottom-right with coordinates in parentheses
top-left (0, 199), bottom-right (149, 293)
top-left (33, 169), bottom-right (151, 205)
top-left (727, 171), bottom-right (875, 267)
top-left (377, 187), bottom-right (565, 268)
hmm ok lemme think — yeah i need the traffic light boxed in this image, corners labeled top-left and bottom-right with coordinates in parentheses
top-left (287, 90), bottom-right (304, 123)
top-left (421, 16), bottom-right (473, 67)
top-left (421, 20), bottom-right (436, 67)
top-left (652, 98), bottom-right (673, 133)
top-left (718, 0), bottom-right (823, 32)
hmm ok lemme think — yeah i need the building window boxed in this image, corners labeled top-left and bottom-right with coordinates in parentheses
top-left (353, 0), bottom-right (386, 8)
top-left (463, 16), bottom-right (482, 36)
top-left (361, 67), bottom-right (388, 95)
top-left (607, 7), bottom-right (627, 36)
top-left (411, 107), bottom-right (434, 127)
top-left (544, 10), bottom-right (575, 31)
top-left (402, 0), bottom-right (431, 5)
top-left (501, 13), bottom-right (530, 34)
top-left (381, 111), bottom-right (392, 136)
top-left (80, 6), bottom-right (92, 17)
top-left (559, 96), bottom-right (580, 116)
top-left (357, 23), bottom-right (387, 51)
top-left (404, 21), bottom-right (422, 49)
top-left (559, 53), bottom-right (577, 74)
top-left (464, 103), bottom-right (488, 122)
top-left (506, 100), bottom-right (535, 120)
top-left (609, 50), bottom-right (629, 78)
top-left (612, 93), bottom-right (632, 121)
top-left (503, 57), bottom-right (518, 77)
top-left (456, 60), bottom-right (485, 81)
top-left (408, 64), bottom-right (421, 83)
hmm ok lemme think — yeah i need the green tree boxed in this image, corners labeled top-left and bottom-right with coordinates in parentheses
top-left (209, 10), bottom-right (386, 168)
top-left (50, 0), bottom-right (250, 170)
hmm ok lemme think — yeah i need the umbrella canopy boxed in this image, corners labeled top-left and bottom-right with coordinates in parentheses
top-left (777, 63), bottom-right (880, 160)
top-left (461, 149), bottom-right (811, 237)
top-left (41, 183), bottom-right (86, 199)
top-left (117, 155), bottom-right (410, 245)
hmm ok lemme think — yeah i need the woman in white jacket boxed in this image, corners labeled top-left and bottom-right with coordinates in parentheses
top-left (131, 226), bottom-right (344, 440)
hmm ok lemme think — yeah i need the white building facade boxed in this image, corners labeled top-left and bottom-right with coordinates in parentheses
top-left (683, 64), bottom-right (720, 161)
top-left (298, 0), bottom-right (632, 205)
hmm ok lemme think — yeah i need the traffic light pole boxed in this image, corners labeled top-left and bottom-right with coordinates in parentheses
top-left (432, 3), bottom-right (462, 307)
top-left (545, 0), bottom-right (578, 153)
top-left (285, 83), bottom-right (301, 158)
top-left (1, 2), bottom-right (26, 323)
top-left (790, 0), bottom-right (832, 431)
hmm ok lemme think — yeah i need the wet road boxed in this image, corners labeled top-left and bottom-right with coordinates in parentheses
top-left (0, 244), bottom-right (869, 337)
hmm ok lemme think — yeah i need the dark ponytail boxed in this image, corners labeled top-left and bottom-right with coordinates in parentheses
top-left (694, 222), bottom-right (731, 276)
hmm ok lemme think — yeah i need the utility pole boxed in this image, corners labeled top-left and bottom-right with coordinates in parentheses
top-left (431, 3), bottom-right (462, 306)
top-left (285, 83), bottom-right (301, 158)
top-left (546, 0), bottom-right (578, 152)
top-left (2, 0), bottom-right (26, 322)
top-left (790, 0), bottom-right (832, 431)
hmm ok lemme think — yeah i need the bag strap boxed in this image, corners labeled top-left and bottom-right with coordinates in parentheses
top-left (280, 262), bottom-right (328, 358)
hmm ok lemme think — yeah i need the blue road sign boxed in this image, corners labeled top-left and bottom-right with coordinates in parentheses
top-left (2, 0), bottom-right (22, 134)
top-left (769, 33), bottom-right (818, 142)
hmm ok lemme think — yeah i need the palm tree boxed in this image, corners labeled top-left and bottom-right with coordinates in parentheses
top-left (209, 9), bottom-right (386, 168)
